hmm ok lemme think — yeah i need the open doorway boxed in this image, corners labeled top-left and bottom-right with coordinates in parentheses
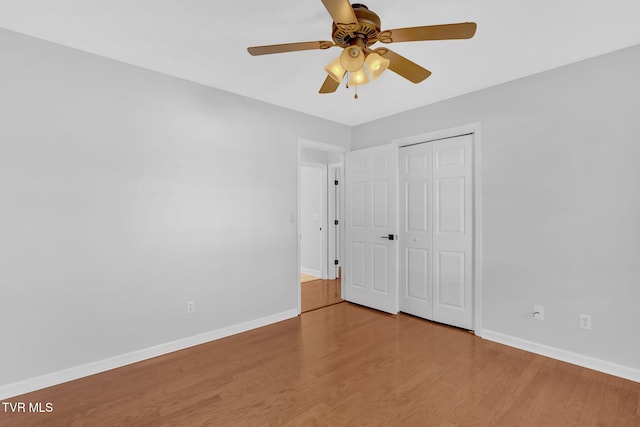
top-left (298, 142), bottom-right (345, 312)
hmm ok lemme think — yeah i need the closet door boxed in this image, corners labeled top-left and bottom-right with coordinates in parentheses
top-left (399, 142), bottom-right (433, 319)
top-left (399, 134), bottom-right (474, 330)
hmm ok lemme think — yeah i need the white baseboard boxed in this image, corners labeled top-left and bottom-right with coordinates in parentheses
top-left (0, 309), bottom-right (299, 400)
top-left (301, 267), bottom-right (322, 278)
top-left (481, 329), bottom-right (640, 383)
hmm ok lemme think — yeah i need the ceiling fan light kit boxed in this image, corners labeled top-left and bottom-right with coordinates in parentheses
top-left (324, 44), bottom-right (389, 90)
top-left (325, 57), bottom-right (347, 82)
top-left (247, 1), bottom-right (477, 97)
top-left (364, 51), bottom-right (390, 79)
top-left (339, 43), bottom-right (365, 72)
top-left (348, 67), bottom-right (369, 87)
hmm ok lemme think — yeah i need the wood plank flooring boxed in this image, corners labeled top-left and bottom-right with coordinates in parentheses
top-left (301, 277), bottom-right (342, 313)
top-left (300, 273), bottom-right (320, 283)
top-left (2, 303), bottom-right (638, 426)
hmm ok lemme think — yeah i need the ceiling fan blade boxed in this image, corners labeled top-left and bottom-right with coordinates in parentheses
top-left (378, 22), bottom-right (477, 44)
top-left (374, 48), bottom-right (431, 83)
top-left (321, 0), bottom-right (359, 27)
top-left (319, 75), bottom-right (341, 94)
top-left (247, 41), bottom-right (335, 56)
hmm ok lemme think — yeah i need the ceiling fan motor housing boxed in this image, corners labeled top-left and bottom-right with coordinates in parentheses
top-left (332, 3), bottom-right (381, 48)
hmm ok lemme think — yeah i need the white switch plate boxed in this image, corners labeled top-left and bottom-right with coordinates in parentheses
top-left (187, 300), bottom-right (195, 314)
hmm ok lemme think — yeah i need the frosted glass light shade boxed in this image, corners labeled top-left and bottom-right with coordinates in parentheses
top-left (324, 57), bottom-right (346, 83)
top-left (348, 68), bottom-right (370, 86)
top-left (364, 52), bottom-right (390, 80)
top-left (340, 46), bottom-right (365, 72)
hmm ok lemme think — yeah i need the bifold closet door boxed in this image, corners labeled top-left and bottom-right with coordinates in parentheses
top-left (399, 134), bottom-right (474, 330)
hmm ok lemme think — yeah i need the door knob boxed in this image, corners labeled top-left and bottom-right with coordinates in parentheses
top-left (380, 234), bottom-right (395, 241)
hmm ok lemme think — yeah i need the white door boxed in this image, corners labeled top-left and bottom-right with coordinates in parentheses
top-left (399, 134), bottom-right (474, 329)
top-left (300, 164), bottom-right (326, 278)
top-left (399, 141), bottom-right (434, 320)
top-left (344, 145), bottom-right (398, 314)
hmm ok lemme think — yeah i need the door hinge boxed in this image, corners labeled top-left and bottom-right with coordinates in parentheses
top-left (334, 260), bottom-right (339, 265)
top-left (334, 219), bottom-right (339, 225)
top-left (334, 180), bottom-right (339, 186)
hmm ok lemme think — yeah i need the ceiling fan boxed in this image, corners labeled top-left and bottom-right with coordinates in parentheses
top-left (247, 0), bottom-right (477, 96)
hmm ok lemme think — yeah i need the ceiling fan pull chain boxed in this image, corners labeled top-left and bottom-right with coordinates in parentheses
top-left (354, 72), bottom-right (359, 99)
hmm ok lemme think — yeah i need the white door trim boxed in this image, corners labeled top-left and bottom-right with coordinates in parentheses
top-left (299, 138), bottom-right (348, 153)
top-left (327, 163), bottom-right (342, 280)
top-left (392, 122), bottom-right (483, 335)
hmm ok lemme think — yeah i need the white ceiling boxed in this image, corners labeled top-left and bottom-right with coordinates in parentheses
top-left (1, 0), bottom-right (640, 126)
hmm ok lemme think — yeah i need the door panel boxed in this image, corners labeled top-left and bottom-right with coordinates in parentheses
top-left (437, 177), bottom-right (465, 234)
top-left (373, 181), bottom-right (389, 228)
top-left (351, 242), bottom-right (366, 288)
top-left (344, 145), bottom-right (398, 314)
top-left (407, 181), bottom-right (428, 232)
top-left (351, 182), bottom-right (366, 227)
top-left (435, 250), bottom-right (465, 309)
top-left (432, 135), bottom-right (473, 329)
top-left (399, 142), bottom-right (433, 319)
top-left (407, 248), bottom-right (429, 301)
top-left (399, 134), bottom-right (474, 329)
top-left (436, 146), bottom-right (466, 168)
top-left (373, 244), bottom-right (389, 293)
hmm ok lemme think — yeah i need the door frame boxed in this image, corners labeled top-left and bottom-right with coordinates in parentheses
top-left (297, 138), bottom-right (347, 314)
top-left (392, 122), bottom-right (483, 336)
top-left (327, 163), bottom-right (342, 280)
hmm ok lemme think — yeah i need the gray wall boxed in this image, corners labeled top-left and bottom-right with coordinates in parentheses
top-left (352, 44), bottom-right (640, 371)
top-left (0, 28), bottom-right (350, 387)
top-left (300, 146), bottom-right (342, 165)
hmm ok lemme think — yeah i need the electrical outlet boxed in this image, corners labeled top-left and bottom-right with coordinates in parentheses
top-left (533, 305), bottom-right (544, 320)
top-left (186, 300), bottom-right (195, 314)
top-left (580, 314), bottom-right (591, 330)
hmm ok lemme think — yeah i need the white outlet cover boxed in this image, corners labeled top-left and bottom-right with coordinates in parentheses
top-left (580, 314), bottom-right (591, 329)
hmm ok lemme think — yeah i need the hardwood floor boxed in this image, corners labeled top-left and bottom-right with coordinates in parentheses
top-left (300, 273), bottom-right (320, 283)
top-left (2, 303), bottom-right (638, 426)
top-left (301, 277), bottom-right (342, 313)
